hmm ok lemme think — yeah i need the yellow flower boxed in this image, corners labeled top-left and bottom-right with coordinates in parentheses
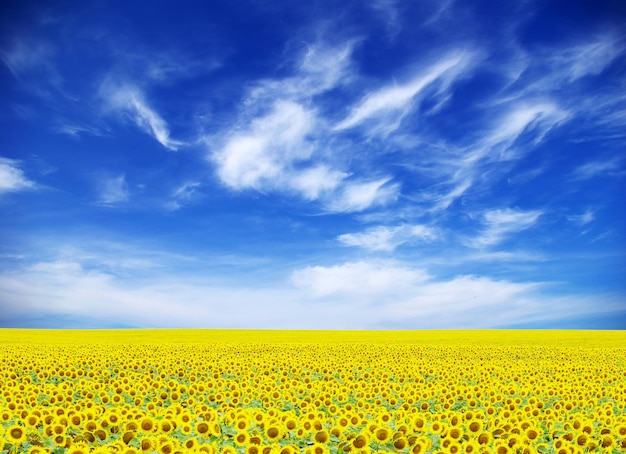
top-left (7, 424), bottom-right (26, 443)
top-left (463, 440), bottom-right (480, 453)
top-left (393, 436), bottom-right (408, 450)
top-left (66, 444), bottom-right (90, 454)
top-left (265, 425), bottom-right (282, 441)
top-left (235, 431), bottom-right (249, 446)
top-left (184, 437), bottom-right (199, 450)
top-left (353, 433), bottom-right (369, 449)
top-left (140, 437), bottom-right (156, 451)
top-left (139, 417), bottom-right (155, 433)
top-left (314, 430), bottom-right (330, 444)
top-left (374, 426), bottom-right (391, 443)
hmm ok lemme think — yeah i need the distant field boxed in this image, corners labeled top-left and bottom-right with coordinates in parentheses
top-left (1, 330), bottom-right (625, 453)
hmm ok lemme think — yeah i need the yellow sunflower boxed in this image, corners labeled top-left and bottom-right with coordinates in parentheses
top-left (139, 417), bottom-right (155, 433)
top-left (235, 431), bottom-right (249, 446)
top-left (7, 424), bottom-right (27, 443)
top-left (314, 430), bottom-right (330, 444)
top-left (66, 444), bottom-right (90, 454)
top-left (265, 425), bottom-right (282, 442)
top-left (374, 426), bottom-right (391, 443)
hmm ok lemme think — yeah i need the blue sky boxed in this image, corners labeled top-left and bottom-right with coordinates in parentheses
top-left (1, 0), bottom-right (625, 329)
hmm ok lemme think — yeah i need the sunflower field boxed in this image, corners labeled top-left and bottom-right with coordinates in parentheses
top-left (1, 329), bottom-right (625, 454)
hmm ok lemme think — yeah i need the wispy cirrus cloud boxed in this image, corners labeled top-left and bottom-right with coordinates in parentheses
top-left (100, 82), bottom-right (185, 151)
top-left (403, 34), bottom-right (620, 216)
top-left (571, 158), bottom-right (623, 181)
top-left (414, 101), bottom-right (567, 212)
top-left (338, 224), bottom-right (438, 252)
top-left (95, 174), bottom-right (129, 206)
top-left (367, 0), bottom-right (402, 35)
top-left (165, 181), bottom-right (202, 211)
top-left (470, 208), bottom-right (542, 248)
top-left (334, 51), bottom-right (475, 135)
top-left (247, 41), bottom-right (356, 102)
top-left (567, 209), bottom-right (594, 227)
top-left (326, 178), bottom-right (399, 213)
top-left (0, 157), bottom-right (35, 194)
top-left (1, 38), bottom-right (54, 79)
top-left (543, 33), bottom-right (624, 84)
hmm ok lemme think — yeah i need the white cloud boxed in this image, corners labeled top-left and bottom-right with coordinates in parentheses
top-left (326, 178), bottom-right (399, 212)
top-left (338, 224), bottom-right (438, 252)
top-left (455, 102), bottom-right (568, 170)
top-left (289, 166), bottom-right (347, 201)
top-left (487, 102), bottom-right (567, 153)
top-left (571, 158), bottom-right (622, 180)
top-left (248, 42), bottom-right (356, 103)
top-left (208, 42), bottom-right (357, 203)
top-left (0, 257), bottom-right (319, 329)
top-left (431, 178), bottom-right (473, 212)
top-left (208, 42), bottom-right (404, 213)
top-left (101, 82), bottom-right (184, 150)
top-left (0, 253), bottom-right (622, 329)
top-left (415, 101), bottom-right (567, 212)
top-left (472, 208), bottom-right (542, 248)
top-left (165, 181), bottom-right (202, 211)
top-left (1, 38), bottom-right (53, 78)
top-left (462, 250), bottom-right (546, 263)
top-left (401, 35), bottom-right (619, 215)
top-left (212, 99), bottom-right (356, 204)
top-left (334, 52), bottom-right (474, 133)
top-left (214, 100), bottom-right (316, 190)
top-left (96, 174), bottom-right (129, 206)
top-left (291, 260), bottom-right (430, 298)
top-left (296, 42), bottom-right (356, 95)
top-left (368, 0), bottom-right (402, 35)
top-left (289, 260), bottom-right (623, 328)
top-left (567, 209), bottom-right (594, 227)
top-left (54, 123), bottom-right (107, 138)
top-left (0, 158), bottom-right (35, 194)
top-left (549, 34), bottom-right (624, 83)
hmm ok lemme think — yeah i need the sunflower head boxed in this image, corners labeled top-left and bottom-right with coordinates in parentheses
top-left (314, 430), bottom-right (330, 444)
top-left (234, 432), bottom-right (249, 446)
top-left (67, 444), bottom-right (90, 454)
top-left (7, 425), bottom-right (27, 443)
top-left (265, 425), bottom-right (282, 441)
top-left (393, 437), bottom-right (408, 450)
top-left (375, 426), bottom-right (391, 442)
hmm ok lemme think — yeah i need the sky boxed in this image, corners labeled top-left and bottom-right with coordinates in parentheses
top-left (0, 0), bottom-right (625, 329)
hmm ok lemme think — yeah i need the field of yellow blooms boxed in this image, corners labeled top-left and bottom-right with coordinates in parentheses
top-left (1, 329), bottom-right (625, 454)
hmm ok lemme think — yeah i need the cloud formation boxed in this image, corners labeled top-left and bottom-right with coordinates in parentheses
top-left (4, 252), bottom-right (620, 329)
top-left (208, 42), bottom-right (401, 212)
top-left (0, 158), bottom-right (35, 194)
top-left (334, 52), bottom-right (475, 134)
top-left (101, 82), bottom-right (185, 151)
top-left (338, 224), bottom-right (438, 252)
top-left (214, 100), bottom-right (320, 191)
top-left (290, 259), bottom-right (624, 328)
top-left (165, 182), bottom-right (202, 211)
top-left (472, 208), bottom-right (542, 248)
top-left (96, 174), bottom-right (129, 206)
